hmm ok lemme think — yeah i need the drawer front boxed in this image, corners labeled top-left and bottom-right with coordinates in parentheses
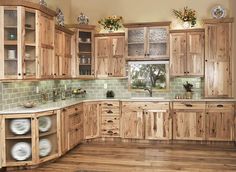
top-left (101, 116), bottom-right (120, 127)
top-left (101, 101), bottom-right (120, 108)
top-left (173, 102), bottom-right (205, 110)
top-left (122, 102), bottom-right (169, 111)
top-left (206, 102), bottom-right (234, 111)
top-left (101, 127), bottom-right (120, 137)
top-left (101, 108), bottom-right (120, 115)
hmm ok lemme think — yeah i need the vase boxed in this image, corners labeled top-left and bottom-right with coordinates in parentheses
top-left (185, 92), bottom-right (193, 99)
top-left (182, 21), bottom-right (191, 29)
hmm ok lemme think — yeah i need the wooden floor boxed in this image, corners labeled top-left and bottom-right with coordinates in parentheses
top-left (9, 142), bottom-right (236, 172)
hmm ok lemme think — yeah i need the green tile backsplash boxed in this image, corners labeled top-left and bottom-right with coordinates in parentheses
top-left (0, 77), bottom-right (203, 111)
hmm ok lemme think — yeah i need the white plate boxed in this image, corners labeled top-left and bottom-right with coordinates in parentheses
top-left (211, 6), bottom-right (226, 19)
top-left (39, 139), bottom-right (52, 157)
top-left (38, 116), bottom-right (52, 133)
top-left (11, 142), bottom-right (31, 161)
top-left (10, 119), bottom-right (31, 135)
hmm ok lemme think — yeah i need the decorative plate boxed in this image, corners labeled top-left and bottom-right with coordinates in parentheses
top-left (38, 116), bottom-right (52, 133)
top-left (56, 8), bottom-right (64, 26)
top-left (39, 139), bottom-right (52, 157)
top-left (211, 6), bottom-right (226, 19)
top-left (11, 142), bottom-right (31, 161)
top-left (10, 119), bottom-right (31, 135)
top-left (77, 12), bottom-right (89, 24)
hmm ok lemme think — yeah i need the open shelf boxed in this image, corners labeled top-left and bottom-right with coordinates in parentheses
top-left (4, 41), bottom-right (17, 45)
top-left (39, 130), bottom-right (57, 138)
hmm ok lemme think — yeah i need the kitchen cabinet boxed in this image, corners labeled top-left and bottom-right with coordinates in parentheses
top-left (83, 102), bottom-right (100, 139)
top-left (204, 18), bottom-right (233, 98)
top-left (121, 102), bottom-right (170, 140)
top-left (95, 33), bottom-right (125, 78)
top-left (54, 25), bottom-right (73, 78)
top-left (100, 101), bottom-right (120, 137)
top-left (170, 29), bottom-right (205, 77)
top-left (124, 22), bottom-right (171, 60)
top-left (67, 24), bottom-right (96, 79)
top-left (173, 102), bottom-right (206, 140)
top-left (206, 102), bottom-right (235, 141)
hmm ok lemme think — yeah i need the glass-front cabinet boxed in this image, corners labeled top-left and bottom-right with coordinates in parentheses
top-left (0, 6), bottom-right (38, 79)
top-left (124, 22), bottom-right (171, 60)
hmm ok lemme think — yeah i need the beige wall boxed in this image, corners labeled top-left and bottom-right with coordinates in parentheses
top-left (27, 0), bottom-right (70, 24)
top-left (70, 0), bottom-right (231, 28)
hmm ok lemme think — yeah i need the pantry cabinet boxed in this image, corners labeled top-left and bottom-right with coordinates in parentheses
top-left (83, 102), bottom-right (100, 139)
top-left (95, 33), bottom-right (125, 78)
top-left (206, 102), bottom-right (235, 141)
top-left (124, 22), bottom-right (171, 60)
top-left (172, 102), bottom-right (206, 140)
top-left (170, 29), bottom-right (205, 77)
top-left (54, 25), bottom-right (73, 78)
top-left (204, 18), bottom-right (233, 98)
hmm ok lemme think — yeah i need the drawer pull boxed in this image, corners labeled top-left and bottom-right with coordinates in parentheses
top-left (217, 104), bottom-right (224, 108)
top-left (107, 104), bottom-right (113, 106)
top-left (107, 130), bottom-right (113, 134)
top-left (107, 120), bottom-right (113, 123)
top-left (185, 104), bottom-right (193, 107)
top-left (107, 110), bottom-right (113, 114)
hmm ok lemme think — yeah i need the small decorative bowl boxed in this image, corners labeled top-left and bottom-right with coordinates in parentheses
top-left (22, 101), bottom-right (36, 108)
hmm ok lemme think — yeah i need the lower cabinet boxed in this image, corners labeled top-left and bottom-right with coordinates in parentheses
top-left (121, 102), bottom-right (170, 140)
top-left (83, 102), bottom-right (100, 139)
top-left (206, 103), bottom-right (235, 141)
top-left (173, 102), bottom-right (206, 140)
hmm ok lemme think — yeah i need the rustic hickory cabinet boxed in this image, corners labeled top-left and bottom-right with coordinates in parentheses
top-left (54, 25), bottom-right (74, 78)
top-left (205, 102), bottom-right (235, 141)
top-left (204, 18), bottom-right (233, 98)
top-left (95, 33), bottom-right (125, 78)
top-left (121, 102), bottom-right (171, 140)
top-left (170, 29), bottom-right (205, 77)
top-left (124, 22), bottom-right (171, 60)
top-left (172, 102), bottom-right (206, 141)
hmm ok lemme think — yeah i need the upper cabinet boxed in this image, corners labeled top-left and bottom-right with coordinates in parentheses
top-left (67, 24), bottom-right (96, 79)
top-left (204, 18), bottom-right (233, 98)
top-left (95, 33), bottom-right (125, 78)
top-left (0, 2), bottom-right (56, 80)
top-left (170, 29), bottom-right (205, 77)
top-left (124, 22), bottom-right (171, 60)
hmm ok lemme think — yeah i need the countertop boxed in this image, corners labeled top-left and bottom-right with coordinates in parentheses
top-left (0, 97), bottom-right (236, 114)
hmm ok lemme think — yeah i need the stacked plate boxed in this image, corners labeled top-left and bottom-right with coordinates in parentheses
top-left (11, 142), bottom-right (31, 161)
top-left (39, 139), bottom-right (52, 157)
top-left (10, 119), bottom-right (31, 135)
top-left (38, 116), bottom-right (52, 132)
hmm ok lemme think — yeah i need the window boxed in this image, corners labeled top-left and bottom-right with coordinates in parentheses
top-left (128, 61), bottom-right (169, 90)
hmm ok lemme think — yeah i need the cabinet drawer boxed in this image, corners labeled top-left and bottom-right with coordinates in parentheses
top-left (101, 101), bottom-right (120, 108)
top-left (173, 102), bottom-right (205, 110)
top-left (206, 102), bottom-right (234, 112)
top-left (122, 102), bottom-right (169, 111)
top-left (101, 116), bottom-right (120, 126)
top-left (101, 128), bottom-right (120, 137)
top-left (101, 108), bottom-right (120, 115)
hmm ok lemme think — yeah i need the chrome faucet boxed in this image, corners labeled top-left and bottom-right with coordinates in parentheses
top-left (144, 86), bottom-right (153, 97)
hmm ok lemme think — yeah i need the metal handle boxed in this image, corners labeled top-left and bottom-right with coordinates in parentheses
top-left (185, 104), bottom-right (193, 107)
top-left (107, 110), bottom-right (113, 114)
top-left (107, 120), bottom-right (113, 123)
top-left (217, 104), bottom-right (224, 108)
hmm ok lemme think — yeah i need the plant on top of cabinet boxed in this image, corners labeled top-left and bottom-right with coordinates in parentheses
top-left (98, 15), bottom-right (123, 32)
top-left (124, 22), bottom-right (171, 61)
top-left (170, 29), bottom-right (205, 77)
top-left (204, 18), bottom-right (233, 98)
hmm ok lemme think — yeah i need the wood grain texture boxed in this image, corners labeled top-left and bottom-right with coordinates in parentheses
top-left (10, 142), bottom-right (236, 172)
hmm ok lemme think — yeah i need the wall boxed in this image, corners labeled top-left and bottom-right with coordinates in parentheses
top-left (69, 0), bottom-right (231, 29)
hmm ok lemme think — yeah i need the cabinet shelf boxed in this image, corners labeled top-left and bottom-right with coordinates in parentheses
top-left (4, 26), bottom-right (17, 29)
top-left (4, 59), bottom-right (17, 61)
top-left (25, 27), bottom-right (35, 31)
top-left (79, 64), bottom-right (91, 66)
top-left (79, 41), bottom-right (91, 44)
top-left (5, 135), bottom-right (32, 140)
top-left (24, 58), bottom-right (36, 61)
top-left (25, 43), bottom-right (36, 47)
top-left (4, 40), bottom-right (17, 45)
top-left (39, 130), bottom-right (57, 138)
top-left (78, 52), bottom-right (92, 54)
top-left (128, 42), bottom-right (144, 45)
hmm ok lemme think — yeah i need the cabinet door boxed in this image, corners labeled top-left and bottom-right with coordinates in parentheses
top-left (62, 33), bottom-right (72, 77)
top-left (95, 37), bottom-right (110, 77)
top-left (54, 30), bottom-right (64, 77)
top-left (83, 102), bottom-right (100, 139)
top-left (109, 36), bottom-right (125, 77)
top-left (173, 111), bottom-right (205, 140)
top-left (206, 103), bottom-right (234, 141)
top-left (147, 26), bottom-right (169, 59)
top-left (40, 47), bottom-right (54, 78)
top-left (145, 110), bottom-right (171, 140)
top-left (205, 61), bottom-right (231, 97)
top-left (186, 31), bottom-right (204, 76)
top-left (170, 33), bottom-right (186, 76)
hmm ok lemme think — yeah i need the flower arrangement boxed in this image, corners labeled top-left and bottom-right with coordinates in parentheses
top-left (173, 7), bottom-right (197, 27)
top-left (183, 81), bottom-right (193, 92)
top-left (98, 15), bottom-right (123, 32)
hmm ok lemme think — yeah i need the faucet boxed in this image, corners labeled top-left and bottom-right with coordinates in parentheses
top-left (52, 88), bottom-right (59, 102)
top-left (144, 86), bottom-right (153, 97)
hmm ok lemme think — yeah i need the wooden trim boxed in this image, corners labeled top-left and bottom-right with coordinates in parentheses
top-left (0, 7), bottom-right (4, 79)
top-left (94, 32), bottom-right (125, 37)
top-left (203, 18), bottom-right (234, 24)
top-left (55, 25), bottom-right (74, 35)
top-left (123, 21), bottom-right (171, 28)
top-left (65, 24), bottom-right (96, 30)
top-left (0, 0), bottom-right (56, 17)
top-left (170, 28), bottom-right (205, 33)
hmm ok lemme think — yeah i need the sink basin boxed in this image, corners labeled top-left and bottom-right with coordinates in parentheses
top-left (130, 97), bottom-right (166, 100)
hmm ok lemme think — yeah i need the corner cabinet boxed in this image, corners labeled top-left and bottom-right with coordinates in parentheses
top-left (170, 29), bottom-right (205, 77)
top-left (0, 4), bottom-right (56, 80)
top-left (204, 18), bottom-right (233, 98)
top-left (95, 33), bottom-right (125, 78)
top-left (124, 22), bottom-right (171, 60)
top-left (67, 24), bottom-right (96, 79)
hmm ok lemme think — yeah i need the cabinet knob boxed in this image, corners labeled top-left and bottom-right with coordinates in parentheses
top-left (18, 73), bottom-right (21, 76)
top-left (54, 73), bottom-right (57, 76)
top-left (75, 108), bottom-right (78, 111)
top-left (23, 73), bottom-right (26, 76)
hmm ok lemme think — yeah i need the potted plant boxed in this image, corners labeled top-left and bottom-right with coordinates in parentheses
top-left (183, 81), bottom-right (193, 99)
top-left (98, 15), bottom-right (123, 32)
top-left (173, 7), bottom-right (197, 28)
